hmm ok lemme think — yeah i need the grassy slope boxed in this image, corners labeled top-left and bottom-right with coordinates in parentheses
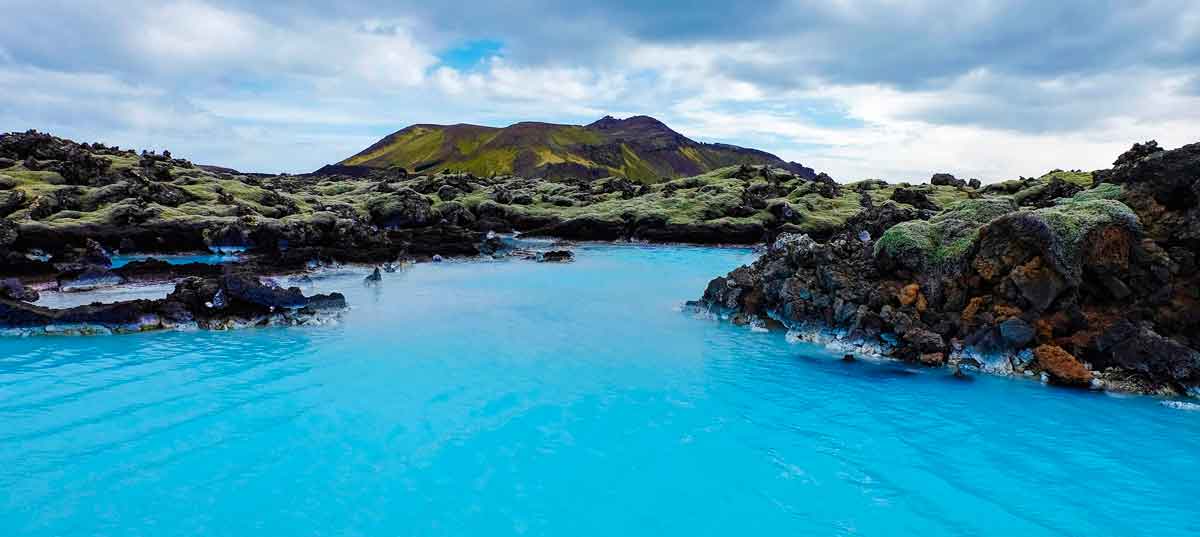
top-left (339, 120), bottom-right (789, 182)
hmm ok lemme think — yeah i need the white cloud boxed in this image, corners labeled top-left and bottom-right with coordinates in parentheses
top-left (134, 1), bottom-right (260, 65)
top-left (2, 0), bottom-right (1199, 181)
top-left (434, 58), bottom-right (626, 105)
top-left (119, 1), bottom-right (437, 87)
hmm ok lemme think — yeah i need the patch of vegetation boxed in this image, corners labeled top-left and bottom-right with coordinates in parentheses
top-left (1040, 170), bottom-right (1093, 187)
top-left (875, 198), bottom-right (1018, 269)
top-left (336, 117), bottom-right (806, 182)
top-left (344, 127), bottom-right (447, 168)
top-left (1034, 198), bottom-right (1139, 254)
top-left (548, 126), bottom-right (604, 146)
top-left (454, 148), bottom-right (518, 176)
top-left (1065, 182), bottom-right (1122, 202)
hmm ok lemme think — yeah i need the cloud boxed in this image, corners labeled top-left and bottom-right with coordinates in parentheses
top-left (0, 0), bottom-right (1197, 179)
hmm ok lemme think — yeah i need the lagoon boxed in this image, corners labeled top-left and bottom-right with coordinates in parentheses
top-left (1, 244), bottom-right (1197, 536)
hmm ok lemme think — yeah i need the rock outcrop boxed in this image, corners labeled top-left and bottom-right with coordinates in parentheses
top-left (0, 273), bottom-right (346, 335)
top-left (694, 141), bottom-right (1200, 397)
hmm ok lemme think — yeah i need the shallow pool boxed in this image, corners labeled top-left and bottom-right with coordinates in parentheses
top-left (2, 244), bottom-right (1197, 536)
top-left (109, 253), bottom-right (242, 269)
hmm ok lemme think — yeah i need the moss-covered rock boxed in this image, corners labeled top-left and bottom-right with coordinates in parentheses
top-left (874, 198), bottom-right (1017, 271)
top-left (978, 197), bottom-right (1139, 283)
top-left (363, 188), bottom-right (434, 229)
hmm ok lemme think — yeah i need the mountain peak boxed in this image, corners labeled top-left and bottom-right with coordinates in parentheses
top-left (341, 115), bottom-right (815, 182)
top-left (586, 115), bottom-right (676, 136)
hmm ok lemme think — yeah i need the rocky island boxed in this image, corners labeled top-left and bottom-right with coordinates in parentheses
top-left (1, 118), bottom-right (1197, 397)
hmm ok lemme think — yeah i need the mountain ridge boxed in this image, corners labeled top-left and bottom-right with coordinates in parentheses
top-left (337, 115), bottom-right (817, 182)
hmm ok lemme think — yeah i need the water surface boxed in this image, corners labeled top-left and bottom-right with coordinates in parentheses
top-left (109, 252), bottom-right (242, 269)
top-left (2, 244), bottom-right (1197, 536)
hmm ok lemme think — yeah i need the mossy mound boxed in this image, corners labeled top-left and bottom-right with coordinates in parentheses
top-left (977, 193), bottom-right (1140, 283)
top-left (874, 198), bottom-right (1018, 271)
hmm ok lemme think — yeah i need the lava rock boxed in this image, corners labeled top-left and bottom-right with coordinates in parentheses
top-left (1035, 345), bottom-right (1093, 386)
top-left (539, 250), bottom-right (574, 263)
top-left (0, 278), bottom-right (39, 302)
top-left (998, 318), bottom-right (1036, 348)
top-left (930, 173), bottom-right (966, 188)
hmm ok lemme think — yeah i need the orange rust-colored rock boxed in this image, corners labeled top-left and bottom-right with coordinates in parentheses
top-left (1034, 345), bottom-right (1093, 387)
top-left (1035, 317), bottom-right (1056, 342)
top-left (898, 283), bottom-right (920, 307)
top-left (1085, 226), bottom-right (1131, 271)
top-left (916, 293), bottom-right (928, 313)
top-left (993, 304), bottom-right (1022, 319)
top-left (961, 297), bottom-right (985, 323)
top-left (918, 352), bottom-right (945, 366)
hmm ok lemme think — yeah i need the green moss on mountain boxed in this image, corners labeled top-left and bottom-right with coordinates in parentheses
top-left (338, 115), bottom-right (816, 182)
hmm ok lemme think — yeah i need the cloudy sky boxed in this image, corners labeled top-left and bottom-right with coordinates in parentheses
top-left (1, 1), bottom-right (1197, 181)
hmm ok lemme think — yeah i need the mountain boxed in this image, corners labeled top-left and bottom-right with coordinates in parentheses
top-left (337, 115), bottom-right (816, 182)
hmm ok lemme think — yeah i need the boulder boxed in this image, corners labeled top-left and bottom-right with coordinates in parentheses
top-left (436, 185), bottom-right (462, 201)
top-left (890, 187), bottom-right (940, 211)
top-left (1095, 322), bottom-right (1200, 390)
top-left (930, 173), bottom-right (966, 188)
top-left (1034, 345), bottom-right (1093, 386)
top-left (1016, 178), bottom-right (1084, 208)
top-left (220, 274), bottom-right (308, 309)
top-left (435, 201), bottom-right (476, 227)
top-left (490, 186), bottom-right (514, 204)
top-left (366, 188), bottom-right (435, 229)
top-left (539, 250), bottom-right (574, 263)
top-left (998, 318), bottom-right (1036, 348)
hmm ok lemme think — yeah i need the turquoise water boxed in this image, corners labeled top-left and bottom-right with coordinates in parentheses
top-left (110, 253), bottom-right (242, 269)
top-left (2, 244), bottom-right (1198, 536)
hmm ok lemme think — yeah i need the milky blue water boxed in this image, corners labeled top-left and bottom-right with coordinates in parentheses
top-left (2, 244), bottom-right (1198, 536)
top-left (109, 253), bottom-right (242, 269)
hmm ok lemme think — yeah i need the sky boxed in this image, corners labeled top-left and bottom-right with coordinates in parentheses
top-left (1, 1), bottom-right (1198, 182)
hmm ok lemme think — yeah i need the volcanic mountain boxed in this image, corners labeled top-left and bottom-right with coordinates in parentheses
top-left (335, 115), bottom-right (816, 182)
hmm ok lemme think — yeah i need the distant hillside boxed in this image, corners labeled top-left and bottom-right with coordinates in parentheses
top-left (337, 115), bottom-right (816, 182)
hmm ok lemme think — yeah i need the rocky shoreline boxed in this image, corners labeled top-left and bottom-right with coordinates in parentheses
top-left (0, 129), bottom-right (969, 282)
top-left (2, 129), bottom-right (1198, 397)
top-left (0, 273), bottom-right (347, 336)
top-left (691, 141), bottom-right (1200, 398)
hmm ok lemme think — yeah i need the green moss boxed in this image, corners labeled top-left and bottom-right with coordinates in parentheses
top-left (875, 198), bottom-right (1018, 269)
top-left (548, 126), bottom-right (604, 146)
top-left (929, 198), bottom-right (1017, 225)
top-left (875, 220), bottom-right (936, 257)
top-left (1066, 182), bottom-right (1123, 202)
top-left (1039, 170), bottom-right (1093, 187)
top-left (619, 144), bottom-right (659, 183)
top-left (453, 130), bottom-right (500, 156)
top-left (345, 127), bottom-right (447, 168)
top-left (926, 185), bottom-right (974, 209)
top-left (1035, 198), bottom-right (1138, 248)
top-left (789, 190), bottom-right (863, 233)
top-left (455, 148), bottom-right (517, 176)
top-left (102, 154), bottom-right (140, 171)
